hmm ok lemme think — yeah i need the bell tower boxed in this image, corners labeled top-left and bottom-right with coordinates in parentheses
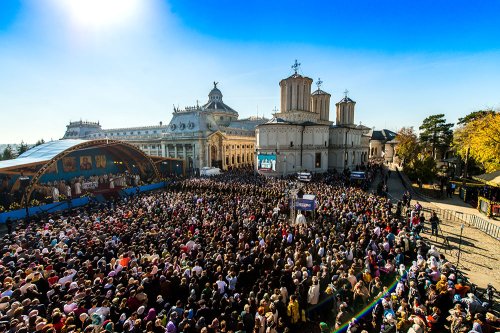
top-left (279, 60), bottom-right (313, 113)
top-left (311, 78), bottom-right (331, 122)
top-left (335, 90), bottom-right (356, 126)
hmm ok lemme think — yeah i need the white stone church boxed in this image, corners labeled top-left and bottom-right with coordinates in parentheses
top-left (256, 61), bottom-right (369, 175)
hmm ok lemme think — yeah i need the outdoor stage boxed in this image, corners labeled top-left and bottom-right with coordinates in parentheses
top-left (0, 181), bottom-right (168, 223)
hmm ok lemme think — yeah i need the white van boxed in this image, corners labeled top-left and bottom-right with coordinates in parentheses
top-left (200, 167), bottom-right (221, 176)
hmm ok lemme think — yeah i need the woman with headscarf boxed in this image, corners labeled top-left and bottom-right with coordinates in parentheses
top-left (104, 321), bottom-right (115, 332)
top-left (353, 280), bottom-right (370, 308)
top-left (435, 275), bottom-right (448, 294)
top-left (144, 308), bottom-right (157, 323)
top-left (425, 284), bottom-right (439, 310)
top-left (85, 313), bottom-right (103, 332)
top-left (114, 313), bottom-right (127, 332)
top-left (446, 303), bottom-right (467, 333)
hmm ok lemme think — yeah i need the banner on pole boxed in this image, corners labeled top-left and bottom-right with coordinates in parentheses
top-left (295, 195), bottom-right (316, 211)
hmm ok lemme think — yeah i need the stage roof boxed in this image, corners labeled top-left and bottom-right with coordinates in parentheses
top-left (0, 139), bottom-right (162, 202)
top-left (0, 140), bottom-right (88, 171)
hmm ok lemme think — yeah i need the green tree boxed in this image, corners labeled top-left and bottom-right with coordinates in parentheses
top-left (457, 109), bottom-right (495, 126)
top-left (17, 141), bottom-right (29, 156)
top-left (2, 145), bottom-right (15, 160)
top-left (419, 114), bottom-right (454, 160)
top-left (403, 152), bottom-right (437, 184)
top-left (395, 127), bottom-right (420, 166)
top-left (34, 139), bottom-right (45, 146)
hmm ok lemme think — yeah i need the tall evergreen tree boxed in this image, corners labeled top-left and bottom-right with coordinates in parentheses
top-left (419, 114), bottom-right (454, 159)
top-left (2, 145), bottom-right (15, 160)
top-left (17, 141), bottom-right (29, 156)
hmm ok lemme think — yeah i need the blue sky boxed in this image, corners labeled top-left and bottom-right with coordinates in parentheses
top-left (1, 0), bottom-right (499, 143)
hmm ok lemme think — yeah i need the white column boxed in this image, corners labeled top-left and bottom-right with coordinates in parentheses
top-left (191, 143), bottom-right (196, 169)
top-left (206, 144), bottom-right (210, 167)
top-left (296, 83), bottom-right (300, 110)
top-left (288, 84), bottom-right (292, 112)
top-left (161, 143), bottom-right (166, 157)
top-left (303, 84), bottom-right (307, 111)
top-left (199, 139), bottom-right (204, 168)
top-left (326, 97), bottom-right (330, 120)
top-left (222, 144), bottom-right (226, 169)
top-left (281, 83), bottom-right (286, 114)
top-left (174, 145), bottom-right (178, 158)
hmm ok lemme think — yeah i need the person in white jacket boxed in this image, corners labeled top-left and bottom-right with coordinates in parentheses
top-left (307, 277), bottom-right (320, 320)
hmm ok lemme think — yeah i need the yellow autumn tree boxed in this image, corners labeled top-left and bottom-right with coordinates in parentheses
top-left (454, 111), bottom-right (500, 173)
top-left (395, 127), bottom-right (420, 166)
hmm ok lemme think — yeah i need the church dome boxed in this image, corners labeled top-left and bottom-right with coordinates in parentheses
top-left (312, 89), bottom-right (330, 96)
top-left (202, 82), bottom-right (238, 116)
top-left (336, 90), bottom-right (356, 104)
top-left (208, 83), bottom-right (223, 101)
top-left (338, 96), bottom-right (355, 103)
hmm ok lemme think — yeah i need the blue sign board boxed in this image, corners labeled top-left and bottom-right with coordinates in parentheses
top-left (350, 171), bottom-right (366, 180)
top-left (295, 198), bottom-right (316, 211)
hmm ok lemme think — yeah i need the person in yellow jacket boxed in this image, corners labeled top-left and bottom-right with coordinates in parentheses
top-left (287, 295), bottom-right (300, 325)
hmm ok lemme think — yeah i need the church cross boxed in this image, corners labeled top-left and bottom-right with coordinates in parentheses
top-left (344, 89), bottom-right (349, 98)
top-left (316, 78), bottom-right (323, 90)
top-left (291, 59), bottom-right (301, 74)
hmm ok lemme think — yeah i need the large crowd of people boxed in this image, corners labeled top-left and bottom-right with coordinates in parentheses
top-left (0, 168), bottom-right (498, 333)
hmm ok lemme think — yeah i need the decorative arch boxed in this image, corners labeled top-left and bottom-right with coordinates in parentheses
top-left (25, 139), bottom-right (160, 202)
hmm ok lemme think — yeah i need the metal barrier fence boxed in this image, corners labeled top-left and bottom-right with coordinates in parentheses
top-left (420, 206), bottom-right (500, 241)
top-left (464, 214), bottom-right (500, 240)
top-left (395, 167), bottom-right (500, 241)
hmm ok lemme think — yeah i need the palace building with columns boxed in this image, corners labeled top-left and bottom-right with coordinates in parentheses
top-left (256, 61), bottom-right (369, 175)
top-left (63, 83), bottom-right (268, 173)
